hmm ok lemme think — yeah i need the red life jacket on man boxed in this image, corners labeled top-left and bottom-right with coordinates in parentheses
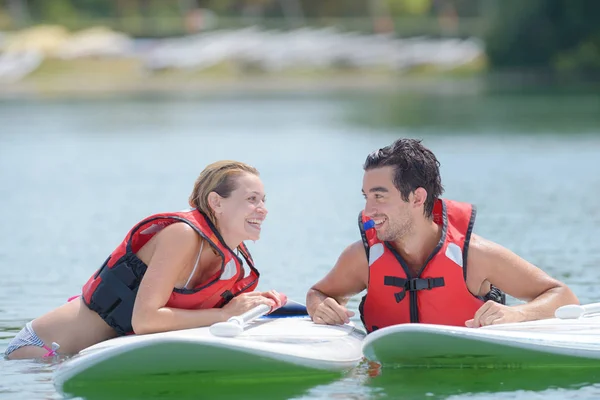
top-left (81, 209), bottom-right (259, 335)
top-left (358, 199), bottom-right (504, 333)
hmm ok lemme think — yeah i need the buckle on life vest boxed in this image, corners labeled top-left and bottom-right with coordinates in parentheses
top-left (383, 276), bottom-right (445, 291)
top-left (405, 277), bottom-right (445, 291)
top-left (384, 276), bottom-right (445, 303)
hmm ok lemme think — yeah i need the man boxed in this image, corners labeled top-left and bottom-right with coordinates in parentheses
top-left (306, 138), bottom-right (578, 332)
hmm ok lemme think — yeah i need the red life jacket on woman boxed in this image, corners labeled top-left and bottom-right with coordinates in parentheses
top-left (358, 199), bottom-right (504, 333)
top-left (81, 209), bottom-right (259, 335)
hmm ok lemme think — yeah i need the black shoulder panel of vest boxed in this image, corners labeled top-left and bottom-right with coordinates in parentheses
top-left (84, 253), bottom-right (148, 335)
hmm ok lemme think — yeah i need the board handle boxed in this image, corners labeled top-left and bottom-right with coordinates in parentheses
top-left (555, 302), bottom-right (600, 319)
top-left (209, 294), bottom-right (288, 337)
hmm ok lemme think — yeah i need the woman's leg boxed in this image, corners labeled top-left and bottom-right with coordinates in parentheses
top-left (6, 298), bottom-right (117, 360)
top-left (5, 322), bottom-right (54, 360)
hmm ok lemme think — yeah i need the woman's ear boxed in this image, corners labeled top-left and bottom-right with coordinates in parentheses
top-left (208, 191), bottom-right (222, 214)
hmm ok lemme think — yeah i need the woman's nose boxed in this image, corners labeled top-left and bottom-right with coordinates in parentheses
top-left (258, 202), bottom-right (268, 215)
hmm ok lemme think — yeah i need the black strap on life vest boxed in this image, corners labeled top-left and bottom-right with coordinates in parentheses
top-left (384, 276), bottom-right (445, 303)
top-left (220, 290), bottom-right (235, 304)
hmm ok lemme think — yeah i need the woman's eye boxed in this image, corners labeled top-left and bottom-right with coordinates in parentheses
top-left (248, 196), bottom-right (257, 202)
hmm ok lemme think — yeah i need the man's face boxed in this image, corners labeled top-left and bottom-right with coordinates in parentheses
top-left (362, 166), bottom-right (413, 242)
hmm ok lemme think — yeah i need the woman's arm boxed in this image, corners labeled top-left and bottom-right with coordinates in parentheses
top-left (131, 222), bottom-right (228, 334)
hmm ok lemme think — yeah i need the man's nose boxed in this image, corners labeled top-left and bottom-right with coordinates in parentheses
top-left (364, 200), bottom-right (377, 217)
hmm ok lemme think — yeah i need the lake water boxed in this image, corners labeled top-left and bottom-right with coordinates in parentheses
top-left (1, 83), bottom-right (600, 399)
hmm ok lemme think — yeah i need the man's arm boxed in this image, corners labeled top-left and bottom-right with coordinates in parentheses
top-left (465, 234), bottom-right (579, 327)
top-left (306, 241), bottom-right (369, 325)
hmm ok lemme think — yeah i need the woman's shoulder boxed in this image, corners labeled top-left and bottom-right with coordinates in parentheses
top-left (155, 221), bottom-right (201, 248)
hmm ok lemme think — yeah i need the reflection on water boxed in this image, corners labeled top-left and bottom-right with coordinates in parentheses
top-left (346, 83), bottom-right (600, 133)
top-left (364, 364), bottom-right (600, 399)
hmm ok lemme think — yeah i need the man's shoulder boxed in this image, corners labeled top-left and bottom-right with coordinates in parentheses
top-left (467, 233), bottom-right (497, 253)
top-left (338, 240), bottom-right (369, 264)
top-left (466, 233), bottom-right (514, 269)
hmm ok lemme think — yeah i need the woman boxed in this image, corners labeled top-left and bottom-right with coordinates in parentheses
top-left (5, 160), bottom-right (282, 360)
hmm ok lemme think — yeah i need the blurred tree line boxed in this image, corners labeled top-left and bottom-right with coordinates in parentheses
top-left (1, 0), bottom-right (480, 22)
top-left (485, 0), bottom-right (600, 77)
top-left (1, 0), bottom-right (598, 76)
top-left (0, 0), bottom-right (485, 35)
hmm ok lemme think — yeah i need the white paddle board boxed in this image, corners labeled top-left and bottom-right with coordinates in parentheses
top-left (54, 303), bottom-right (366, 396)
top-left (363, 313), bottom-right (600, 368)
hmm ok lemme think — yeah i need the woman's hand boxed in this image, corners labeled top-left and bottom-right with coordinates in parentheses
top-left (221, 290), bottom-right (283, 319)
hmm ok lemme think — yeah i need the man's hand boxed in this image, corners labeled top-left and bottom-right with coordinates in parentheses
top-left (466, 300), bottom-right (526, 328)
top-left (312, 297), bottom-right (355, 325)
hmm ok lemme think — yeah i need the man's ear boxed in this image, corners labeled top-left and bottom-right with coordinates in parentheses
top-left (412, 187), bottom-right (428, 208)
top-left (208, 191), bottom-right (222, 214)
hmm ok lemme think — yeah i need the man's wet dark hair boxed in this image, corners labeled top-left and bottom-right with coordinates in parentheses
top-left (363, 138), bottom-right (444, 218)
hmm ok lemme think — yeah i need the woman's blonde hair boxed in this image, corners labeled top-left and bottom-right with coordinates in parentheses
top-left (189, 160), bottom-right (260, 227)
